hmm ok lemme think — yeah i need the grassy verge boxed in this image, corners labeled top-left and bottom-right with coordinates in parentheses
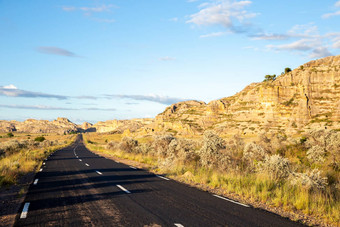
top-left (0, 134), bottom-right (76, 187)
top-left (83, 132), bottom-right (339, 226)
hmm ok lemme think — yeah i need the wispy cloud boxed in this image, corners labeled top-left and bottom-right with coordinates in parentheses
top-left (104, 94), bottom-right (187, 105)
top-left (267, 39), bottom-right (315, 51)
top-left (267, 38), bottom-right (333, 58)
top-left (61, 4), bottom-right (117, 22)
top-left (159, 56), bottom-right (176, 61)
top-left (62, 4), bottom-right (116, 13)
top-left (187, 0), bottom-right (258, 34)
top-left (0, 104), bottom-right (75, 110)
top-left (251, 33), bottom-right (290, 40)
top-left (169, 17), bottom-right (179, 22)
top-left (200, 31), bottom-right (227, 38)
top-left (37, 46), bottom-right (77, 57)
top-left (92, 18), bottom-right (115, 23)
top-left (75, 95), bottom-right (98, 100)
top-left (260, 23), bottom-right (338, 58)
top-left (322, 1), bottom-right (340, 19)
top-left (0, 104), bottom-right (116, 111)
top-left (0, 85), bottom-right (68, 100)
top-left (0, 85), bottom-right (187, 105)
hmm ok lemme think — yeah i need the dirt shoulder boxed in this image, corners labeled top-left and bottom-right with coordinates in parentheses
top-left (0, 171), bottom-right (35, 227)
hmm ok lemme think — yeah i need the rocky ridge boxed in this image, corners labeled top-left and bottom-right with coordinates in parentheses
top-left (151, 55), bottom-right (340, 136)
top-left (1, 55), bottom-right (339, 136)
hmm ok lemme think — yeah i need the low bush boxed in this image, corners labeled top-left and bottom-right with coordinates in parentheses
top-left (34, 136), bottom-right (46, 142)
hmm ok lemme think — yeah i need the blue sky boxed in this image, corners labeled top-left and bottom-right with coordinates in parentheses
top-left (1, 0), bottom-right (340, 124)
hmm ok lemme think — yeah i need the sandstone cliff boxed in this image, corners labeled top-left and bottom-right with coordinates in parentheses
top-left (152, 55), bottom-right (340, 135)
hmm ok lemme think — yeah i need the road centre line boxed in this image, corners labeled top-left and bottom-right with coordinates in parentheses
top-left (174, 224), bottom-right (184, 227)
top-left (129, 166), bottom-right (137, 169)
top-left (96, 171), bottom-right (102, 175)
top-left (79, 159), bottom-right (82, 162)
top-left (156, 175), bottom-right (170, 181)
top-left (39, 168), bottom-right (43, 172)
top-left (116, 184), bottom-right (131, 194)
top-left (85, 163), bottom-right (89, 166)
top-left (20, 202), bottom-right (30, 219)
top-left (213, 194), bottom-right (250, 207)
top-left (43, 162), bottom-right (45, 165)
top-left (33, 179), bottom-right (38, 185)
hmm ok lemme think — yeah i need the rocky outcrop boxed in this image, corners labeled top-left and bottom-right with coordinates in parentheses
top-left (152, 55), bottom-right (340, 135)
top-left (93, 118), bottom-right (153, 134)
top-left (1, 55), bottom-right (339, 136)
top-left (0, 118), bottom-right (78, 134)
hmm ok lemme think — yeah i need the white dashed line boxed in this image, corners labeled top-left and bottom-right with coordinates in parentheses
top-left (33, 179), bottom-right (38, 185)
top-left (213, 194), bottom-right (250, 207)
top-left (116, 184), bottom-right (131, 194)
top-left (96, 171), bottom-right (102, 175)
top-left (43, 162), bottom-right (45, 165)
top-left (79, 159), bottom-right (82, 162)
top-left (39, 168), bottom-right (43, 172)
top-left (20, 202), bottom-right (30, 219)
top-left (85, 163), bottom-right (89, 167)
top-left (174, 224), bottom-right (184, 227)
top-left (156, 175), bottom-right (170, 181)
top-left (129, 166), bottom-right (137, 169)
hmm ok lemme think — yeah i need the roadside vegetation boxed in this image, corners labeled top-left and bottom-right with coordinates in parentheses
top-left (84, 129), bottom-right (339, 226)
top-left (0, 133), bottom-right (76, 187)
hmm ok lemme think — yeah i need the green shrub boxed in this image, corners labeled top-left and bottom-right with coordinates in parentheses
top-left (285, 67), bottom-right (292, 74)
top-left (34, 136), bottom-right (46, 142)
top-left (263, 74), bottom-right (276, 82)
top-left (7, 133), bottom-right (14, 138)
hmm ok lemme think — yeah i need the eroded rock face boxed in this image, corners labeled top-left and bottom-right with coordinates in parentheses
top-left (93, 119), bottom-right (152, 134)
top-left (0, 118), bottom-right (78, 134)
top-left (153, 55), bottom-right (340, 135)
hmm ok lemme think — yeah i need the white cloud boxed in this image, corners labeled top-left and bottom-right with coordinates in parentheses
top-left (3, 84), bottom-right (17, 89)
top-left (322, 10), bottom-right (340, 19)
top-left (252, 33), bottom-right (289, 40)
top-left (104, 94), bottom-right (187, 105)
top-left (309, 47), bottom-right (333, 59)
top-left (288, 24), bottom-right (318, 37)
top-left (200, 31), bottom-right (226, 38)
top-left (333, 39), bottom-right (340, 49)
top-left (267, 39), bottom-right (315, 51)
top-left (62, 6), bottom-right (76, 12)
top-left (186, 0), bottom-right (258, 33)
top-left (0, 104), bottom-right (116, 111)
top-left (336, 0), bottom-right (340, 7)
top-left (92, 18), bottom-right (115, 23)
top-left (322, 1), bottom-right (340, 18)
top-left (159, 56), bottom-right (176, 61)
top-left (62, 4), bottom-right (116, 13)
top-left (169, 17), bottom-right (179, 22)
top-left (0, 85), bottom-right (68, 99)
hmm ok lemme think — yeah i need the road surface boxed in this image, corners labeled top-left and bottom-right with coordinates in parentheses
top-left (14, 135), bottom-right (304, 226)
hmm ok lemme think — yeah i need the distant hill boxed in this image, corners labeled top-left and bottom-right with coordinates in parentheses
top-left (1, 55), bottom-right (339, 135)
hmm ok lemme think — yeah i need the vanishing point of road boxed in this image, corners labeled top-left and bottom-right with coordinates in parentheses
top-left (14, 135), bottom-right (305, 226)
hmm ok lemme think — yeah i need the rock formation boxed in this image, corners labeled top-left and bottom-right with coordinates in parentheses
top-left (0, 117), bottom-right (78, 134)
top-left (1, 55), bottom-right (339, 136)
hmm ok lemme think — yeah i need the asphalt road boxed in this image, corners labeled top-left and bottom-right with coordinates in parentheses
top-left (14, 135), bottom-right (305, 226)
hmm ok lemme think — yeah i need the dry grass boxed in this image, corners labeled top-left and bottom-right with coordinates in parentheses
top-left (0, 133), bottom-right (76, 187)
top-left (83, 131), bottom-right (339, 226)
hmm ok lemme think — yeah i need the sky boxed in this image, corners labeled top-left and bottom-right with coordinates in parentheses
top-left (1, 0), bottom-right (340, 124)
